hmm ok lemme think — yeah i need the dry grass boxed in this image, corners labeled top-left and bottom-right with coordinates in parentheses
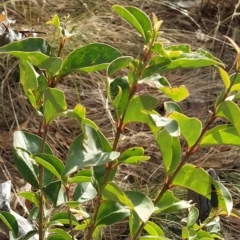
top-left (0, 0), bottom-right (240, 239)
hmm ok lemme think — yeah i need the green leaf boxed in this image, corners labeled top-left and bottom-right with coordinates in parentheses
top-left (150, 114), bottom-right (180, 137)
top-left (63, 124), bottom-right (119, 177)
top-left (42, 181), bottom-right (66, 207)
top-left (46, 14), bottom-right (60, 28)
top-left (160, 85), bottom-right (189, 102)
top-left (102, 182), bottom-right (133, 207)
top-left (107, 56), bottom-right (133, 76)
top-left (38, 57), bottom-right (63, 78)
top-left (13, 149), bottom-right (39, 188)
top-left (144, 221), bottom-right (164, 236)
top-left (50, 212), bottom-right (78, 226)
top-left (124, 95), bottom-right (158, 124)
top-left (95, 200), bottom-right (130, 226)
top-left (17, 192), bottom-right (39, 207)
top-left (73, 182), bottom-right (97, 203)
top-left (169, 111), bottom-right (202, 147)
top-left (48, 229), bottom-right (72, 240)
top-left (165, 44), bottom-right (191, 53)
top-left (92, 164), bottom-right (117, 190)
top-left (125, 191), bottom-right (155, 222)
top-left (142, 57), bottom-right (171, 78)
top-left (21, 230), bottom-right (39, 240)
top-left (13, 131), bottom-right (52, 154)
top-left (140, 236), bottom-right (169, 240)
top-left (59, 43), bottom-right (122, 77)
top-left (164, 101), bottom-right (183, 115)
top-left (19, 60), bottom-right (38, 109)
top-left (216, 101), bottom-right (240, 135)
top-left (112, 5), bottom-right (152, 43)
top-left (156, 129), bottom-right (180, 174)
top-left (129, 211), bottom-right (140, 237)
top-left (0, 211), bottom-right (18, 237)
top-left (173, 164), bottom-right (211, 198)
top-left (216, 67), bottom-right (230, 89)
top-left (119, 147), bottom-right (150, 164)
top-left (155, 190), bottom-right (192, 213)
top-left (32, 153), bottom-right (64, 182)
top-left (200, 124), bottom-right (240, 147)
top-left (187, 206), bottom-right (199, 228)
top-left (70, 169), bottom-right (92, 183)
top-left (163, 49), bottom-right (223, 70)
top-left (92, 227), bottom-right (102, 240)
top-left (28, 207), bottom-right (39, 220)
top-left (0, 37), bottom-right (51, 55)
top-left (211, 180), bottom-right (233, 215)
top-left (43, 88), bottom-right (67, 123)
top-left (182, 227), bottom-right (189, 239)
top-left (110, 76), bottom-right (130, 118)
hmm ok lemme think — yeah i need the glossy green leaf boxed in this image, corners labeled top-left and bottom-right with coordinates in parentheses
top-left (142, 57), bottom-right (171, 78)
top-left (140, 74), bottom-right (170, 89)
top-left (211, 179), bottom-right (233, 215)
top-left (42, 181), bottom-right (66, 207)
top-left (59, 43), bottom-right (122, 77)
top-left (107, 56), bottom-right (133, 76)
top-left (43, 88), bottom-right (67, 123)
top-left (187, 206), bottom-right (199, 228)
top-left (173, 164), bottom-right (211, 198)
top-left (119, 147), bottom-right (150, 164)
top-left (215, 88), bottom-right (226, 107)
top-left (216, 101), bottom-right (240, 135)
top-left (217, 67), bottom-right (230, 89)
top-left (230, 73), bottom-right (240, 92)
top-left (160, 85), bottom-right (189, 102)
top-left (164, 101), bottom-right (183, 115)
top-left (38, 57), bottom-right (63, 78)
top-left (63, 124), bottom-right (119, 177)
top-left (155, 190), bottom-right (192, 213)
top-left (112, 5), bottom-right (152, 43)
top-left (17, 192), bottom-right (39, 207)
top-left (163, 49), bottom-right (223, 70)
top-left (182, 227), bottom-right (189, 239)
top-left (48, 229), bottom-right (72, 240)
top-left (32, 153), bottom-right (64, 182)
top-left (13, 131), bottom-right (52, 154)
top-left (156, 129), bottom-right (181, 174)
top-left (150, 114), bottom-right (180, 137)
top-left (73, 182), bottom-right (97, 203)
top-left (150, 42), bottom-right (169, 57)
top-left (200, 124), bottom-right (240, 147)
top-left (124, 95), bottom-right (158, 125)
top-left (140, 236), bottom-right (169, 240)
top-left (92, 227), bottom-right (102, 240)
top-left (169, 111), bottom-right (202, 147)
top-left (165, 44), bottom-right (191, 53)
top-left (102, 182), bottom-right (133, 207)
top-left (0, 37), bottom-right (51, 55)
top-left (129, 211), bottom-right (140, 237)
top-left (0, 211), bottom-right (18, 237)
top-left (70, 169), bottom-right (92, 183)
top-left (50, 212), bottom-right (78, 226)
top-left (96, 200), bottom-right (130, 226)
top-left (13, 131), bottom-right (52, 188)
top-left (19, 60), bottom-right (38, 109)
top-left (13, 149), bottom-right (39, 188)
top-left (110, 76), bottom-right (130, 118)
top-left (28, 207), bottom-right (39, 220)
top-left (21, 230), bottom-right (39, 240)
top-left (92, 164), bottom-right (117, 190)
top-left (144, 221), bottom-right (164, 236)
top-left (125, 191), bottom-right (155, 222)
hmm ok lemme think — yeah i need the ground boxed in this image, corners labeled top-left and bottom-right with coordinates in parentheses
top-left (0, 0), bottom-right (240, 239)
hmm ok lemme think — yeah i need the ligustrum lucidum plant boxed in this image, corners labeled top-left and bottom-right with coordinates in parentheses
top-left (0, 5), bottom-right (240, 240)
